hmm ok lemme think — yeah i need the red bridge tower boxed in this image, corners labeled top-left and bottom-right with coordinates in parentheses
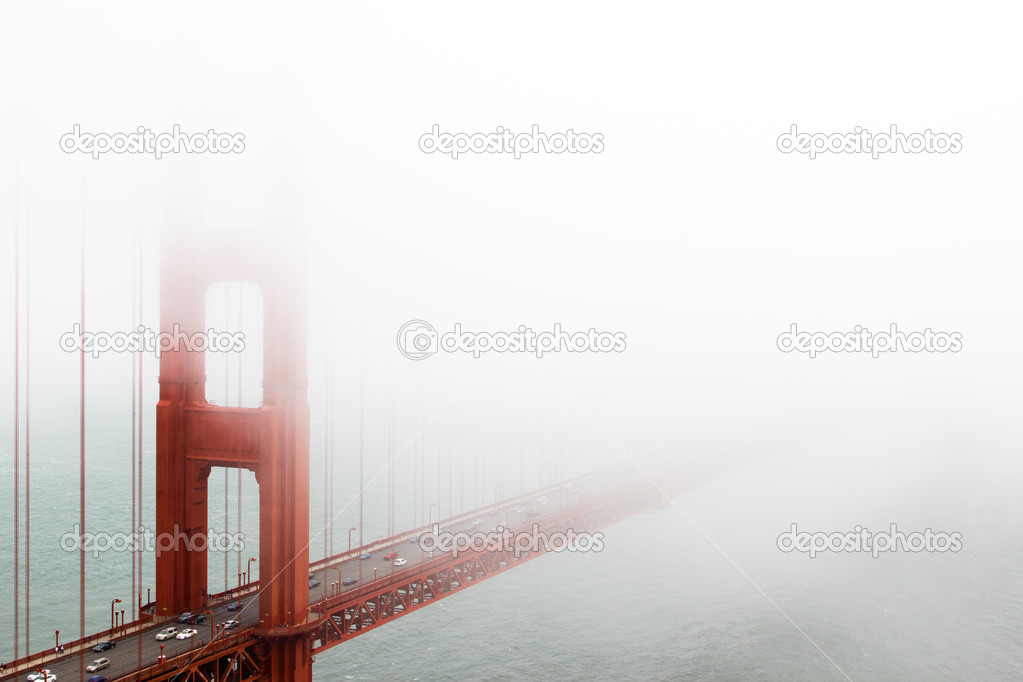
top-left (155, 222), bottom-right (312, 681)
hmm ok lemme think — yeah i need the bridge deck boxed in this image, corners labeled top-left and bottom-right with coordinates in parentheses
top-left (2, 465), bottom-right (667, 681)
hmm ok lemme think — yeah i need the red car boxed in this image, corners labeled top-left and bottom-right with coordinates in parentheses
top-left (383, 551), bottom-right (398, 561)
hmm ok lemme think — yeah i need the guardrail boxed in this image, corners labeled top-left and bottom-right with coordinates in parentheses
top-left (1, 607), bottom-right (155, 678)
top-left (310, 463), bottom-right (631, 574)
top-left (2, 462), bottom-right (640, 679)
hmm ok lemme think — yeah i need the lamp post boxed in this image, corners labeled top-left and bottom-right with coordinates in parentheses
top-left (429, 503), bottom-right (437, 524)
top-left (247, 557), bottom-right (257, 586)
top-left (111, 598), bottom-right (123, 631)
top-left (348, 527), bottom-right (357, 552)
top-left (55, 630), bottom-right (60, 648)
top-left (203, 609), bottom-right (215, 645)
top-left (330, 565), bottom-right (341, 596)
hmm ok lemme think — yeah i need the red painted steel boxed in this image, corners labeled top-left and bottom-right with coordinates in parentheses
top-left (155, 225), bottom-right (311, 681)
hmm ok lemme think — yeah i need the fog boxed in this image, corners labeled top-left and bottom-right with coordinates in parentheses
top-left (1, 2), bottom-right (1021, 679)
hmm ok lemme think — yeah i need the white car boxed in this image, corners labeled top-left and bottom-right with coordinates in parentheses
top-left (26, 671), bottom-right (56, 682)
top-left (86, 658), bottom-right (110, 672)
top-left (513, 506), bottom-right (524, 513)
top-left (394, 558), bottom-right (408, 567)
top-left (537, 496), bottom-right (549, 505)
top-left (176, 628), bottom-right (198, 640)
top-left (223, 619), bottom-right (240, 630)
top-left (155, 627), bottom-right (178, 640)
top-left (472, 518), bottom-right (483, 525)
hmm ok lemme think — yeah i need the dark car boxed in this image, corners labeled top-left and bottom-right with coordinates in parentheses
top-left (309, 579), bottom-right (321, 589)
top-left (179, 613), bottom-right (207, 625)
top-left (342, 577), bottom-right (358, 586)
top-left (88, 676), bottom-right (109, 682)
top-left (176, 612), bottom-right (193, 623)
top-left (227, 601), bottom-right (242, 611)
top-left (92, 640), bottom-right (116, 652)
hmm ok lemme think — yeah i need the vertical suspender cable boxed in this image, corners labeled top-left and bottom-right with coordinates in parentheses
top-left (422, 383), bottom-right (426, 521)
top-left (79, 173), bottom-right (87, 681)
top-left (13, 192), bottom-right (20, 659)
top-left (446, 382), bottom-right (450, 519)
top-left (447, 402), bottom-right (452, 520)
top-left (421, 385), bottom-right (426, 522)
top-left (446, 390), bottom-right (450, 516)
top-left (560, 420), bottom-right (565, 484)
top-left (413, 379), bottom-right (418, 528)
top-left (137, 206), bottom-right (144, 608)
top-left (386, 371), bottom-right (391, 536)
top-left (460, 406), bottom-right (464, 515)
top-left (480, 412), bottom-right (485, 506)
top-left (224, 288), bottom-right (230, 591)
top-left (131, 190), bottom-right (138, 621)
top-left (392, 375), bottom-right (395, 535)
top-left (136, 183), bottom-right (143, 675)
top-left (474, 410), bottom-right (479, 510)
top-left (329, 325), bottom-right (334, 557)
top-left (497, 402), bottom-right (502, 507)
top-left (387, 368), bottom-right (394, 537)
top-left (237, 284), bottom-right (243, 579)
top-left (538, 395), bottom-right (544, 488)
top-left (323, 319), bottom-right (329, 559)
top-left (358, 330), bottom-right (364, 549)
top-left (24, 204), bottom-right (31, 656)
top-left (437, 399), bottom-right (442, 520)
